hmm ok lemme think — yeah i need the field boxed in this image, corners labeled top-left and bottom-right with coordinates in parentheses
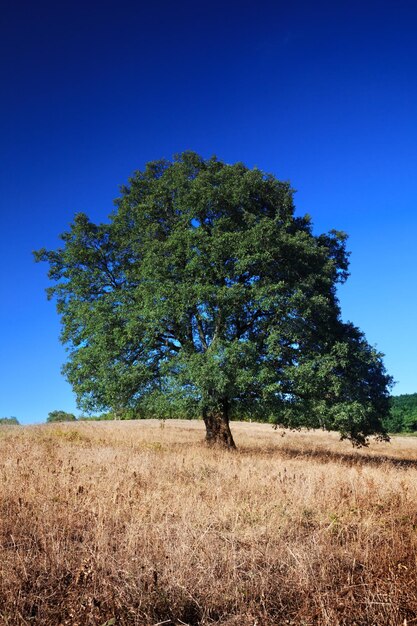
top-left (1, 420), bottom-right (416, 626)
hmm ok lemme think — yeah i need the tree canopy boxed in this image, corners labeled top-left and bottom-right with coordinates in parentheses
top-left (47, 410), bottom-right (77, 423)
top-left (36, 152), bottom-right (393, 447)
top-left (0, 417), bottom-right (20, 426)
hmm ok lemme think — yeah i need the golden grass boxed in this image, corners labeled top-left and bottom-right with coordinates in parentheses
top-left (1, 420), bottom-right (416, 625)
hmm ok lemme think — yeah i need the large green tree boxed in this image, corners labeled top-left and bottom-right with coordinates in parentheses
top-left (36, 152), bottom-right (392, 448)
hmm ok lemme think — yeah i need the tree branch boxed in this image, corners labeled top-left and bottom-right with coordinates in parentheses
top-left (156, 334), bottom-right (181, 353)
top-left (235, 309), bottom-right (264, 339)
top-left (194, 311), bottom-right (208, 351)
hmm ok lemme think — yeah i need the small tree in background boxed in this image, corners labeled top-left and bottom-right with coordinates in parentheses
top-left (0, 417), bottom-right (20, 425)
top-left (36, 152), bottom-right (393, 448)
top-left (47, 410), bottom-right (77, 423)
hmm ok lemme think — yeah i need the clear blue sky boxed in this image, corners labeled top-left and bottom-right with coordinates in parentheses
top-left (1, 0), bottom-right (416, 423)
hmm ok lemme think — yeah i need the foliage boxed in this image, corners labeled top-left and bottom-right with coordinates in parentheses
top-left (0, 416), bottom-right (20, 425)
top-left (47, 410), bottom-right (77, 423)
top-left (78, 410), bottom-right (138, 421)
top-left (35, 152), bottom-right (393, 446)
top-left (383, 393), bottom-right (417, 433)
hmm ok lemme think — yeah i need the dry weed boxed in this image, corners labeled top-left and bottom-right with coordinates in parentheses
top-left (0, 420), bottom-right (416, 625)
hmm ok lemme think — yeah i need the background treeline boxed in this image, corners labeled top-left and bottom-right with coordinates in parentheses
top-left (48, 394), bottom-right (417, 434)
top-left (81, 395), bottom-right (417, 434)
top-left (382, 393), bottom-right (417, 433)
top-left (0, 417), bottom-right (20, 425)
top-left (2, 394), bottom-right (417, 432)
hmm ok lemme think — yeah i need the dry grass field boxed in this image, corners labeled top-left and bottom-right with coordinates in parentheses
top-left (1, 420), bottom-right (416, 626)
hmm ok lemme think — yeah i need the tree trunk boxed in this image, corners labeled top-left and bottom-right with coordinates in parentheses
top-left (202, 399), bottom-right (236, 449)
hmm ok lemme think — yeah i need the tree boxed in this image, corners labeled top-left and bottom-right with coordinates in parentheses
top-left (47, 410), bottom-right (77, 423)
top-left (384, 393), bottom-right (417, 433)
top-left (0, 417), bottom-right (20, 425)
top-left (35, 152), bottom-right (392, 448)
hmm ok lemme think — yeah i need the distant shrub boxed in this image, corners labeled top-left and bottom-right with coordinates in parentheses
top-left (47, 410), bottom-right (77, 423)
top-left (77, 414), bottom-right (101, 421)
top-left (0, 417), bottom-right (20, 425)
top-left (79, 410), bottom-right (140, 421)
top-left (78, 412), bottom-right (116, 421)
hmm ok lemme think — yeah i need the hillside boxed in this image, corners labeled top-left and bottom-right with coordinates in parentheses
top-left (1, 420), bottom-right (416, 625)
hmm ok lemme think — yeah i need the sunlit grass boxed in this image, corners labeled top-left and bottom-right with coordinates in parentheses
top-left (1, 420), bottom-right (416, 625)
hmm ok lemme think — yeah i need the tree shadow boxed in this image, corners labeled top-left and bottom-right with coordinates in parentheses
top-left (239, 443), bottom-right (417, 469)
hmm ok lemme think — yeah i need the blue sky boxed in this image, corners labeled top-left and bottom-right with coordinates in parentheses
top-left (1, 0), bottom-right (416, 423)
